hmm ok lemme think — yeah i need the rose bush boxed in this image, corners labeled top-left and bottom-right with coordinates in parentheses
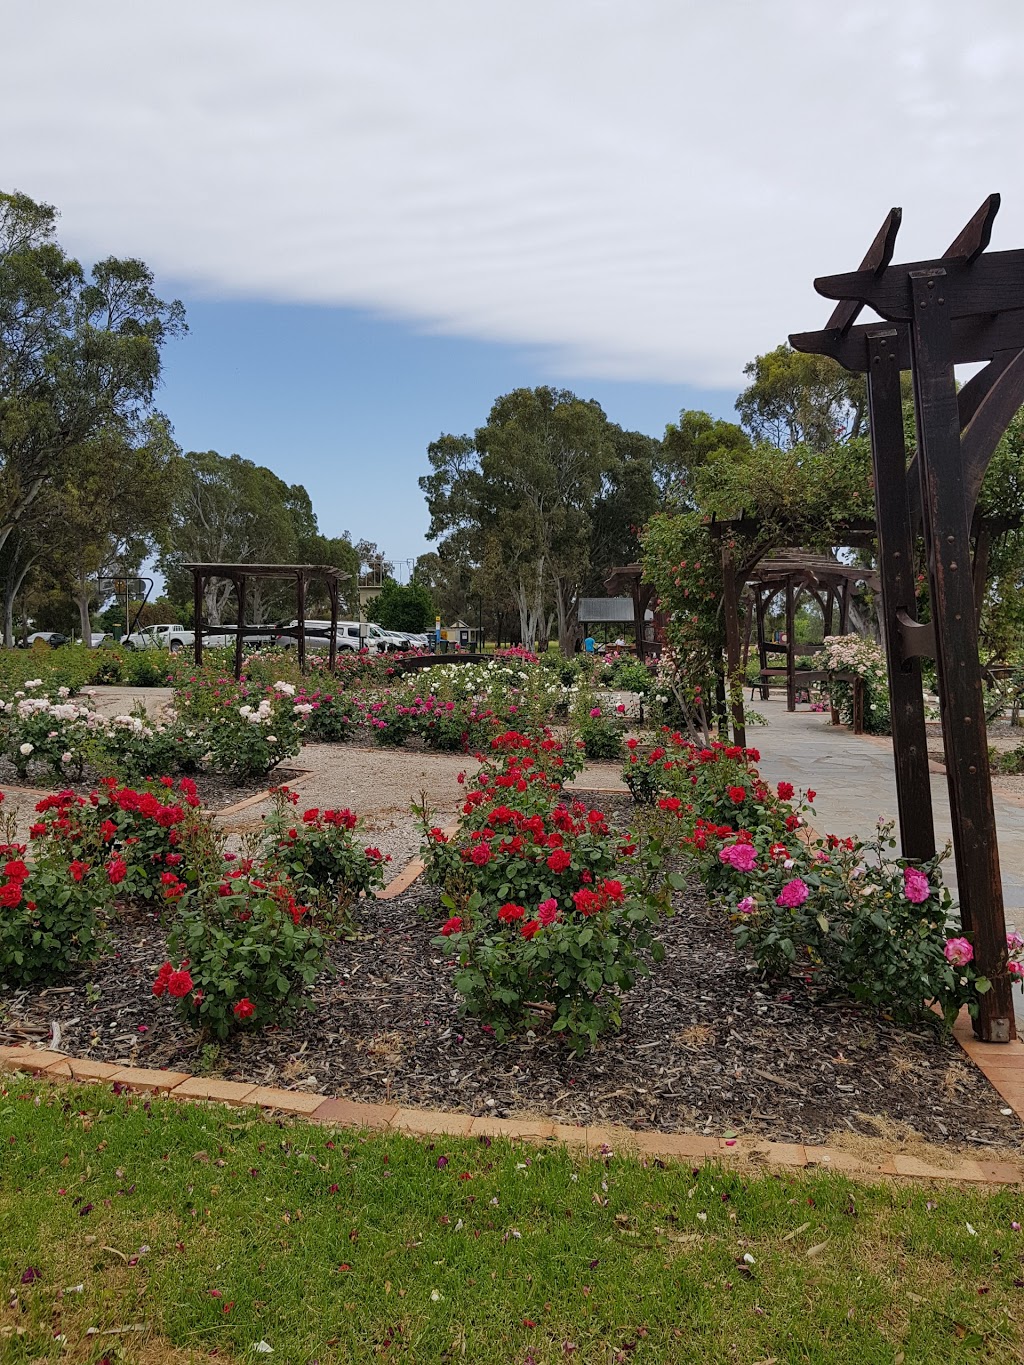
top-left (263, 785), bottom-right (389, 923)
top-left (0, 798), bottom-right (114, 986)
top-left (154, 866), bottom-right (327, 1039)
top-left (626, 728), bottom-right (1002, 1026)
top-left (422, 728), bottom-right (680, 1051)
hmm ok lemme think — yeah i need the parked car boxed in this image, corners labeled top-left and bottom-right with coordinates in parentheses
top-left (123, 623), bottom-right (195, 652)
top-left (272, 620), bottom-right (362, 652)
top-left (22, 631), bottom-right (68, 649)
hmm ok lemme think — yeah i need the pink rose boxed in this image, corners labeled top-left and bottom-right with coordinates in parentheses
top-left (776, 878), bottom-right (809, 909)
top-left (903, 867), bottom-right (931, 903)
top-left (537, 898), bottom-right (559, 926)
top-left (944, 936), bottom-right (973, 967)
top-left (719, 842), bottom-right (757, 873)
top-left (736, 896), bottom-right (756, 915)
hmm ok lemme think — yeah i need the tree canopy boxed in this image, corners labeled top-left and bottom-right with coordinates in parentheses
top-left (421, 387), bottom-right (661, 652)
top-left (0, 189), bottom-right (186, 642)
top-left (157, 450), bottom-right (357, 624)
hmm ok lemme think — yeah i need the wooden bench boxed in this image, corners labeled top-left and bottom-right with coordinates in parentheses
top-left (750, 668), bottom-right (865, 733)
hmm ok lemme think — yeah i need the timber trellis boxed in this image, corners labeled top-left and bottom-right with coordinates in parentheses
top-left (791, 195), bottom-right (1024, 1043)
top-left (187, 563), bottom-right (350, 680)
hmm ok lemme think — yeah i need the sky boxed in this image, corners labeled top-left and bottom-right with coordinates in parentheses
top-left (4, 0), bottom-right (1024, 562)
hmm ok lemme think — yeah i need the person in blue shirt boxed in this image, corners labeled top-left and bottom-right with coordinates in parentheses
top-left (584, 635), bottom-right (596, 653)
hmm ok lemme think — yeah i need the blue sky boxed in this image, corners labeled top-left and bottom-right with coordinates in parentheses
top-left (157, 292), bottom-right (740, 567)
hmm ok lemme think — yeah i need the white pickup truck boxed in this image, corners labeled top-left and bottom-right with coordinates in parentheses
top-left (123, 623), bottom-right (195, 652)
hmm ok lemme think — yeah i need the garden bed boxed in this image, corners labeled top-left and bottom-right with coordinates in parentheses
top-left (3, 793), bottom-right (1020, 1151)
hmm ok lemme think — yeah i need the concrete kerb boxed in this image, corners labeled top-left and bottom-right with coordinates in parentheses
top-left (1, 1044), bottom-right (1021, 1186)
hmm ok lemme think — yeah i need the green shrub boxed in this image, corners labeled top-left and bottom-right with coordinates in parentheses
top-left (156, 872), bottom-right (327, 1039)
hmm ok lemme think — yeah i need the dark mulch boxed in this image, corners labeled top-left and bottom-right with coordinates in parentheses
top-left (0, 758), bottom-right (306, 812)
top-left (3, 793), bottom-right (1022, 1149)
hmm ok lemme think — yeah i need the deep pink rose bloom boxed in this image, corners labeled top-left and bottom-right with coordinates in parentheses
top-left (776, 878), bottom-right (809, 908)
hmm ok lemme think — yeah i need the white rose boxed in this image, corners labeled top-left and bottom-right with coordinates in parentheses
top-left (273, 681), bottom-right (296, 696)
top-left (19, 742), bottom-right (33, 755)
top-left (267, 735), bottom-right (277, 743)
top-left (61, 751), bottom-right (73, 763)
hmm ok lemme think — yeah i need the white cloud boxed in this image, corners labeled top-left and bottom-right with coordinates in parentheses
top-left (4, 0), bottom-right (1024, 386)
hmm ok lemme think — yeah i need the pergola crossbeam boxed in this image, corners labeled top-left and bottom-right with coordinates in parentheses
top-left (790, 195), bottom-right (1024, 1043)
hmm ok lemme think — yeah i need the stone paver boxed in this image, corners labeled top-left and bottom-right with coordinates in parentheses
top-left (170, 1077), bottom-right (259, 1105)
top-left (751, 699), bottom-right (1024, 922)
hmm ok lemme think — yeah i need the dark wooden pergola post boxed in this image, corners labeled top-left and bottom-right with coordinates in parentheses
top-left (295, 571), bottom-right (306, 674)
top-left (327, 576), bottom-right (339, 673)
top-left (784, 575), bottom-right (796, 712)
top-left (193, 570), bottom-right (204, 668)
top-left (720, 541), bottom-right (746, 746)
top-left (794, 194), bottom-right (1024, 1042)
top-left (867, 328), bottom-right (936, 861)
top-left (233, 573), bottom-right (247, 682)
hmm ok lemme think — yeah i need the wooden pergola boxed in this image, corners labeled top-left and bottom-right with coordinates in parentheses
top-left (790, 194), bottom-right (1024, 1043)
top-left (186, 563), bottom-right (351, 679)
top-left (602, 564), bottom-right (657, 661)
top-left (746, 552), bottom-right (876, 712)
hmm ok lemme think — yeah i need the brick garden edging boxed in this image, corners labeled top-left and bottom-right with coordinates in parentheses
top-left (2, 1043), bottom-right (1021, 1186)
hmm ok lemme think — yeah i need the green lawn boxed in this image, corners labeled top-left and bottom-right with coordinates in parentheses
top-left (2, 1081), bottom-right (1023, 1363)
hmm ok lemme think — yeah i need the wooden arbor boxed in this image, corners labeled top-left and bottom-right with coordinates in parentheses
top-left (603, 564), bottom-right (657, 662)
top-left (746, 552), bottom-right (873, 712)
top-left (187, 563), bottom-right (350, 680)
top-left (790, 195), bottom-right (1024, 1043)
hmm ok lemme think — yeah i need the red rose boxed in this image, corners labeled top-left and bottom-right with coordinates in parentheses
top-left (498, 903), bottom-right (525, 923)
top-left (4, 859), bottom-right (29, 881)
top-left (546, 848), bottom-right (572, 873)
top-left (68, 860), bottom-right (89, 882)
top-left (777, 781), bottom-right (794, 801)
top-left (29, 823), bottom-right (47, 838)
top-left (167, 969), bottom-right (193, 998)
top-left (469, 842), bottom-right (491, 866)
top-left (806, 789), bottom-right (816, 802)
top-left (0, 880), bottom-right (23, 907)
top-left (233, 998), bottom-right (255, 1019)
top-left (572, 888), bottom-right (601, 916)
top-left (521, 919), bottom-right (540, 940)
top-left (364, 847), bottom-right (385, 861)
top-left (441, 916), bottom-right (463, 936)
top-left (727, 786), bottom-right (746, 804)
top-left (152, 961), bottom-right (173, 996)
top-left (106, 858), bottom-right (128, 885)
